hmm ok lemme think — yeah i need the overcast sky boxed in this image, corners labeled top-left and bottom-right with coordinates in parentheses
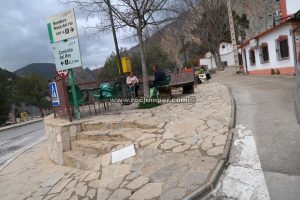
top-left (0, 0), bottom-right (137, 72)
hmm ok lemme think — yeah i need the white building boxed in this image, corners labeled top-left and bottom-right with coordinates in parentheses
top-left (239, 0), bottom-right (300, 75)
top-left (199, 42), bottom-right (235, 70)
top-left (240, 23), bottom-right (297, 75)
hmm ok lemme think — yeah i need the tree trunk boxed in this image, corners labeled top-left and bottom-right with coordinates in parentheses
top-left (137, 22), bottom-right (149, 97)
top-left (213, 51), bottom-right (224, 71)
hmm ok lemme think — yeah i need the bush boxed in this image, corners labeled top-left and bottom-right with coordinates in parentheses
top-left (271, 68), bottom-right (275, 75)
top-left (276, 69), bottom-right (281, 75)
top-left (138, 98), bottom-right (161, 109)
top-left (138, 102), bottom-right (160, 109)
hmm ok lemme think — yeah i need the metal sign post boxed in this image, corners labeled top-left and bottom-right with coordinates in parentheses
top-left (56, 69), bottom-right (69, 77)
top-left (47, 8), bottom-right (82, 120)
top-left (49, 82), bottom-right (60, 106)
top-left (47, 9), bottom-right (78, 43)
top-left (52, 38), bottom-right (82, 71)
top-left (51, 38), bottom-right (82, 120)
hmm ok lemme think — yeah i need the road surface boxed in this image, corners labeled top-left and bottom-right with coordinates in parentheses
top-left (214, 68), bottom-right (300, 200)
top-left (0, 121), bottom-right (46, 172)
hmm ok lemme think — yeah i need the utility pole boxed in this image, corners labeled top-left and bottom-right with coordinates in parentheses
top-left (107, 0), bottom-right (127, 101)
top-left (226, 0), bottom-right (240, 73)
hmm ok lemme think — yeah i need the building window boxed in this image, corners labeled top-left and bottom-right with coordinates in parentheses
top-left (249, 49), bottom-right (256, 66)
top-left (276, 35), bottom-right (289, 60)
top-left (260, 43), bottom-right (269, 63)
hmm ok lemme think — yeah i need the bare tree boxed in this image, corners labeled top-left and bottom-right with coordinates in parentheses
top-left (63, 0), bottom-right (176, 97)
top-left (181, 0), bottom-right (230, 70)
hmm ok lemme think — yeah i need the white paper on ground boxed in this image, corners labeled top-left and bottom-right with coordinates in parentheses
top-left (111, 145), bottom-right (136, 163)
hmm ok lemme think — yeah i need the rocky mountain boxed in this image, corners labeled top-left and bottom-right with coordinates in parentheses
top-left (134, 0), bottom-right (280, 64)
top-left (14, 63), bottom-right (56, 80)
top-left (72, 67), bottom-right (96, 84)
top-left (14, 63), bottom-right (96, 83)
top-left (233, 0), bottom-right (280, 39)
top-left (85, 67), bottom-right (98, 79)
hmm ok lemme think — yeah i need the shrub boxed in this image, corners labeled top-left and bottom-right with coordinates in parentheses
top-left (271, 68), bottom-right (275, 75)
top-left (138, 98), bottom-right (161, 109)
top-left (276, 69), bottom-right (281, 75)
top-left (138, 101), bottom-right (160, 109)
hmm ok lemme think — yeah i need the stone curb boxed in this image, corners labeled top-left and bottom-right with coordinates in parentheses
top-left (183, 84), bottom-right (236, 200)
top-left (0, 118), bottom-right (44, 133)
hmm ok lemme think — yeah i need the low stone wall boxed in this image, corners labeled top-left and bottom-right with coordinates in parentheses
top-left (44, 116), bottom-right (83, 165)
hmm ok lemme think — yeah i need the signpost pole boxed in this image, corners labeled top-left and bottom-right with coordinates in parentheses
top-left (69, 69), bottom-right (80, 120)
top-left (48, 9), bottom-right (82, 120)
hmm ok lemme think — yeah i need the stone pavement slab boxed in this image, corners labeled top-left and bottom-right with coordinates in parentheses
top-left (0, 82), bottom-right (234, 200)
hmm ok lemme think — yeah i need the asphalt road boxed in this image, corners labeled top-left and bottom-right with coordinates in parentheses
top-left (214, 68), bottom-right (300, 200)
top-left (0, 121), bottom-right (46, 172)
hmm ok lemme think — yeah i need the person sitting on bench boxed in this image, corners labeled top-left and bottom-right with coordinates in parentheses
top-left (151, 65), bottom-right (166, 87)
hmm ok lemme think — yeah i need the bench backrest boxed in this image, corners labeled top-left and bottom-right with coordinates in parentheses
top-left (169, 72), bottom-right (194, 85)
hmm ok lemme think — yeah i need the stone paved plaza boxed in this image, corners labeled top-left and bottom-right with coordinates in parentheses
top-left (0, 82), bottom-right (233, 200)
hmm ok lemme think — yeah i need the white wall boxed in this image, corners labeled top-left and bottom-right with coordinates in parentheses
top-left (200, 57), bottom-right (213, 70)
top-left (222, 52), bottom-right (235, 66)
top-left (286, 0), bottom-right (300, 16)
top-left (242, 23), bottom-right (295, 72)
top-left (199, 42), bottom-right (235, 70)
top-left (219, 42), bottom-right (233, 55)
top-left (200, 51), bottom-right (234, 70)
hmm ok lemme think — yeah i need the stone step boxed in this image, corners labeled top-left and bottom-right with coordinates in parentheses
top-left (81, 118), bottom-right (163, 132)
top-left (63, 150), bottom-right (102, 171)
top-left (71, 140), bottom-right (134, 155)
top-left (77, 128), bottom-right (163, 141)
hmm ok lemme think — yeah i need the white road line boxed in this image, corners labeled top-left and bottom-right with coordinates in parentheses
top-left (211, 124), bottom-right (270, 200)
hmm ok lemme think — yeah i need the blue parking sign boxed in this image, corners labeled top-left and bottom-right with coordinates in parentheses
top-left (49, 82), bottom-right (60, 106)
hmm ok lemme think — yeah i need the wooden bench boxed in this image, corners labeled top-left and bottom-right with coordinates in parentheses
top-left (156, 72), bottom-right (195, 98)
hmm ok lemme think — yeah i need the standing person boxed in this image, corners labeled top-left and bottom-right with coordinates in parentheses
top-left (194, 67), bottom-right (202, 84)
top-left (126, 72), bottom-right (139, 98)
top-left (151, 65), bottom-right (166, 87)
top-left (204, 65), bottom-right (211, 80)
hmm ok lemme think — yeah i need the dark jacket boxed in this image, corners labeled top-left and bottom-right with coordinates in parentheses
top-left (153, 70), bottom-right (166, 86)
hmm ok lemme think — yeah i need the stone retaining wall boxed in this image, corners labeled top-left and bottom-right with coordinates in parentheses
top-left (44, 117), bottom-right (82, 165)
